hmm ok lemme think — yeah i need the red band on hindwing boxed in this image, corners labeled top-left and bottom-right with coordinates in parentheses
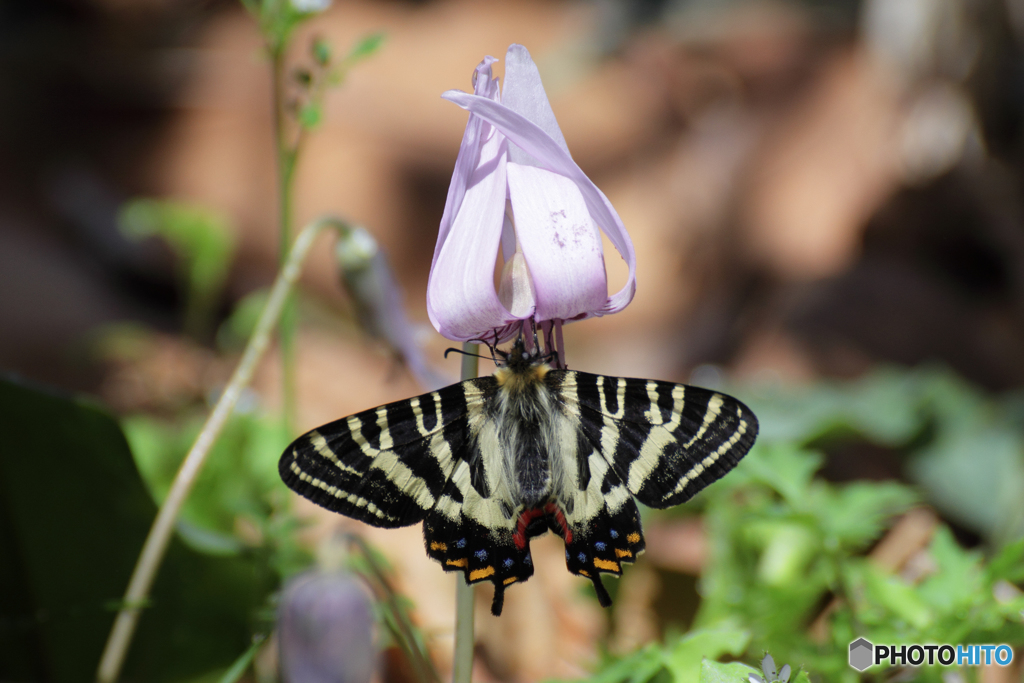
top-left (544, 502), bottom-right (573, 544)
top-left (513, 503), bottom-right (573, 549)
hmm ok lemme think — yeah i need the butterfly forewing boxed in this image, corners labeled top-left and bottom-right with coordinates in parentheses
top-left (551, 370), bottom-right (758, 509)
top-left (279, 378), bottom-right (490, 527)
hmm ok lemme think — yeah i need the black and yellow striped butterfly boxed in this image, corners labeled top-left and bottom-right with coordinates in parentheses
top-left (279, 337), bottom-right (757, 615)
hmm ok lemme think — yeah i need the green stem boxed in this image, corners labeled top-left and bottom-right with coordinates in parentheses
top-left (349, 536), bottom-right (441, 683)
top-left (451, 342), bottom-right (478, 683)
top-left (95, 217), bottom-right (347, 683)
top-left (271, 41), bottom-right (299, 434)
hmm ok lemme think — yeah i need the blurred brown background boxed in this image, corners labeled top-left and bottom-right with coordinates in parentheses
top-left (4, 0), bottom-right (1024, 679)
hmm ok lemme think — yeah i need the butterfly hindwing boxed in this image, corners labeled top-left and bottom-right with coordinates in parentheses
top-left (424, 473), bottom-right (535, 616)
top-left (279, 378), bottom-right (490, 527)
top-left (552, 370), bottom-right (758, 509)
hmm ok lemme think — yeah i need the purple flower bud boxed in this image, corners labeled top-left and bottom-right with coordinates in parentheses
top-left (278, 572), bottom-right (375, 683)
top-left (337, 227), bottom-right (449, 390)
top-left (427, 44), bottom-right (637, 343)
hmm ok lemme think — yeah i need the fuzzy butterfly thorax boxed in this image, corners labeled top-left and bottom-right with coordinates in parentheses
top-left (280, 336), bottom-right (758, 616)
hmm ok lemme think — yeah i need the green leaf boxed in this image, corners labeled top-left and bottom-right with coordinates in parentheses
top-left (818, 482), bottom-right (916, 548)
top-left (123, 410), bottom-right (291, 543)
top-left (665, 626), bottom-right (751, 683)
top-left (699, 659), bottom-right (759, 683)
top-left (733, 443), bottom-right (822, 505)
top-left (217, 636), bottom-right (265, 683)
top-left (917, 526), bottom-right (982, 615)
top-left (298, 103), bottom-right (322, 129)
top-left (312, 37), bottom-right (331, 66)
top-left (907, 423), bottom-right (1024, 543)
top-left (216, 287), bottom-right (270, 352)
top-left (0, 377), bottom-right (276, 682)
top-left (988, 537), bottom-right (1024, 583)
top-left (544, 643), bottom-right (663, 683)
top-left (753, 523), bottom-right (818, 587)
top-left (346, 32), bottom-right (385, 63)
top-left (859, 564), bottom-right (933, 629)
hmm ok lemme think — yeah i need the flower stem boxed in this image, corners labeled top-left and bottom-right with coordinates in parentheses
top-left (96, 217), bottom-right (347, 683)
top-left (451, 342), bottom-right (478, 683)
top-left (270, 40), bottom-right (299, 435)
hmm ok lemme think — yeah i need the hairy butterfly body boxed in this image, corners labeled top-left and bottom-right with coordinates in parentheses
top-left (279, 338), bottom-right (758, 615)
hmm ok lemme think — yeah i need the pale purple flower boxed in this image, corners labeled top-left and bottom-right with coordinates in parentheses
top-left (278, 571), bottom-right (375, 683)
top-left (427, 44), bottom-right (636, 348)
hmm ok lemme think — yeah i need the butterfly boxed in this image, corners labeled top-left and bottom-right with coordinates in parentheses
top-left (279, 335), bottom-right (758, 616)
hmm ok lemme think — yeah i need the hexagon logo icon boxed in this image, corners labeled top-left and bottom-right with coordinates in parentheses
top-left (849, 638), bottom-right (873, 671)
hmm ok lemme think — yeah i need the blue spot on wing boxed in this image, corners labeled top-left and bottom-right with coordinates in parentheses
top-left (474, 549), bottom-right (488, 561)
top-left (595, 542), bottom-right (607, 551)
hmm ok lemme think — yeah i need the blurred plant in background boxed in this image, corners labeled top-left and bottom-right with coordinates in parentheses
top-left (241, 0), bottom-right (385, 431)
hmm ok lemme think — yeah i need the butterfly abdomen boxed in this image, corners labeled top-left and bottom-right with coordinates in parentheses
top-left (490, 362), bottom-right (561, 508)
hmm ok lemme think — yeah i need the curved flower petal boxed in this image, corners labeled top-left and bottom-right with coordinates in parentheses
top-left (441, 90), bottom-right (637, 315)
top-left (501, 44), bottom-right (570, 166)
top-left (429, 56), bottom-right (523, 342)
top-left (427, 130), bottom-right (518, 341)
top-left (432, 56), bottom-right (500, 268)
top-left (507, 163), bottom-right (606, 321)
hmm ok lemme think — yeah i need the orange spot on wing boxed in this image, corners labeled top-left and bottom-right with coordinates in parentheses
top-left (503, 577), bottom-right (517, 585)
top-left (627, 532), bottom-right (641, 544)
top-left (430, 542), bottom-right (447, 552)
top-left (578, 569), bottom-right (591, 577)
top-left (594, 558), bottom-right (620, 572)
top-left (469, 566), bottom-right (495, 581)
top-left (614, 548), bottom-right (633, 559)
top-left (446, 558), bottom-right (467, 568)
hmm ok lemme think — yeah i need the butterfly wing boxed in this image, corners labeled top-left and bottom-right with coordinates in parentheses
top-left (423, 466), bottom-right (536, 616)
top-left (554, 371), bottom-right (758, 509)
top-left (279, 378), bottom-right (488, 527)
top-left (280, 376), bottom-right (535, 614)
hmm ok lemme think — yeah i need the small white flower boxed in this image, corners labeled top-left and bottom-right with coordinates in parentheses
top-left (291, 0), bottom-right (331, 13)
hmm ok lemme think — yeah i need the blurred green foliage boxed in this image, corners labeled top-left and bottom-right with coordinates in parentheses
top-left (119, 199), bottom-right (236, 340)
top-left (122, 408), bottom-right (312, 578)
top-left (750, 366), bottom-right (1024, 545)
top-left (0, 378), bottom-right (275, 683)
top-left (563, 365), bottom-right (1024, 683)
top-left (293, 31), bottom-right (386, 133)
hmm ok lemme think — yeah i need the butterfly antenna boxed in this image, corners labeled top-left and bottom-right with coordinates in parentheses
top-left (443, 347), bottom-right (493, 362)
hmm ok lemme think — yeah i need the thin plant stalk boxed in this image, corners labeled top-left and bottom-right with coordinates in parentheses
top-left (348, 535), bottom-right (441, 683)
top-left (96, 217), bottom-right (348, 683)
top-left (451, 342), bottom-right (478, 683)
top-left (270, 40), bottom-right (299, 434)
